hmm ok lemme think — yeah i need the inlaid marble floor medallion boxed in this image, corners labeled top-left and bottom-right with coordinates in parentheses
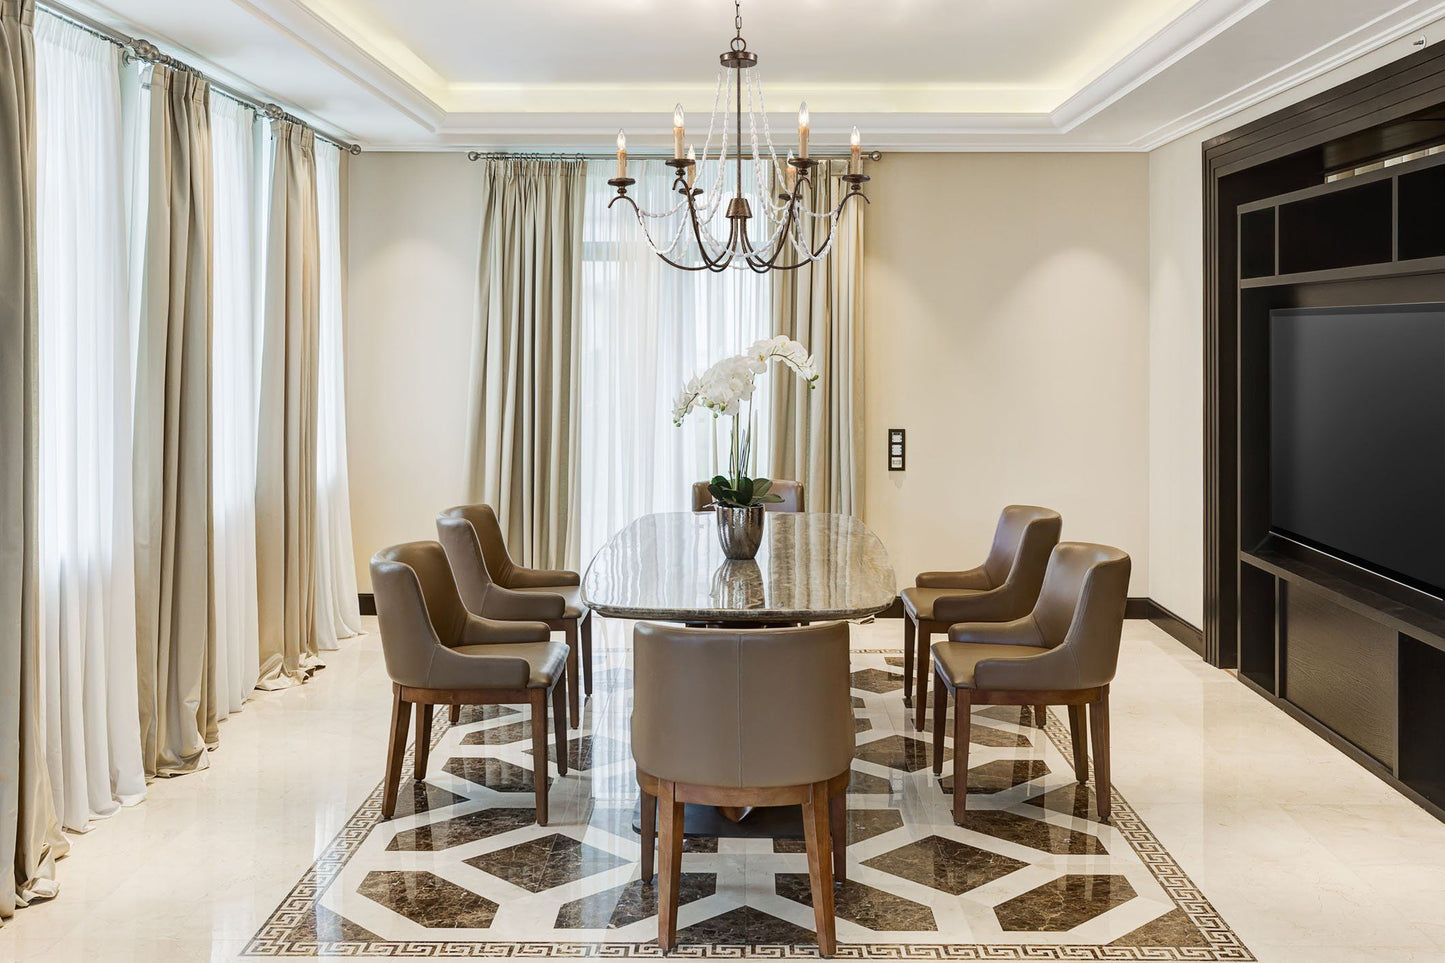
top-left (244, 635), bottom-right (1253, 959)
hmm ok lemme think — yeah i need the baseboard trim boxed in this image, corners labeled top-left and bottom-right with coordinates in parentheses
top-left (359, 592), bottom-right (376, 616)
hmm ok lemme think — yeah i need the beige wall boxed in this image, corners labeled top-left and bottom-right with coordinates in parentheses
top-left (862, 153), bottom-right (1151, 592)
top-left (1144, 22), bottom-right (1445, 629)
top-left (346, 153), bottom-right (482, 586)
top-left (345, 151), bottom-right (1152, 594)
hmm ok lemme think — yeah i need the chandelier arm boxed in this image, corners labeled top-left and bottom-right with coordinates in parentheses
top-left (685, 186), bottom-right (734, 271)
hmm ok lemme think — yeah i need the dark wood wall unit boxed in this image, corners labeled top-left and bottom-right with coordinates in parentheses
top-left (1205, 42), bottom-right (1445, 822)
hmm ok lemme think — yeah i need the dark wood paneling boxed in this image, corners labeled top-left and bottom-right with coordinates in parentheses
top-left (1282, 582), bottom-right (1397, 767)
top-left (359, 593), bottom-right (377, 616)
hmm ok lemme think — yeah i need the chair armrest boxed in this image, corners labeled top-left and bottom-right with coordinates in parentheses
top-left (916, 566), bottom-right (991, 590)
top-left (947, 616), bottom-right (1045, 648)
top-left (427, 646), bottom-right (531, 689)
top-left (479, 584), bottom-right (565, 621)
top-left (932, 583), bottom-right (1032, 624)
top-left (457, 615), bottom-right (552, 646)
top-left (973, 644), bottom-right (1079, 691)
top-left (506, 566), bottom-right (581, 588)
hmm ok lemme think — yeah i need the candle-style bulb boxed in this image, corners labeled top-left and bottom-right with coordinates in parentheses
top-left (673, 103), bottom-right (685, 128)
top-left (672, 103), bottom-right (686, 159)
top-left (850, 125), bottom-right (860, 148)
top-left (617, 129), bottom-right (626, 151)
top-left (798, 101), bottom-right (809, 128)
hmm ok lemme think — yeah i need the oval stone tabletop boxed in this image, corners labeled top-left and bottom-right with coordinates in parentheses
top-left (582, 512), bottom-right (897, 624)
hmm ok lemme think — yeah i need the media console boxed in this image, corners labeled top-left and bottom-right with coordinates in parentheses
top-left (1207, 60), bottom-right (1445, 820)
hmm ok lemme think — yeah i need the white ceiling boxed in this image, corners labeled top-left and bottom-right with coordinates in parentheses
top-left (59, 0), bottom-right (1445, 150)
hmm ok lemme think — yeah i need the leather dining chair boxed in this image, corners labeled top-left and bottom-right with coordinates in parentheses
top-left (691, 479), bottom-right (804, 512)
top-left (435, 504), bottom-right (592, 729)
top-left (371, 542), bottom-right (570, 825)
top-left (930, 542), bottom-right (1131, 824)
top-left (902, 505), bottom-right (1061, 731)
top-left (632, 622), bottom-right (852, 955)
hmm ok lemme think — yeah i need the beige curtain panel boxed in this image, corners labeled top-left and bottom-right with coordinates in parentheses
top-left (132, 65), bottom-right (217, 777)
top-left (0, 0), bottom-right (67, 923)
top-left (466, 158), bottom-right (587, 570)
top-left (255, 120), bottom-right (321, 689)
top-left (769, 158), bottom-right (866, 515)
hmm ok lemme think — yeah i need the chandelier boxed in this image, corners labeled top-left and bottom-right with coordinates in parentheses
top-left (607, 0), bottom-right (871, 273)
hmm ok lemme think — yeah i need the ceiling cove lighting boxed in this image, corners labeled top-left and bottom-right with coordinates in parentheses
top-left (608, 0), bottom-right (871, 273)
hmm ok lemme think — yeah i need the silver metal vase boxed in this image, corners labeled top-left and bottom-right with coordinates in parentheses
top-left (714, 504), bottom-right (765, 560)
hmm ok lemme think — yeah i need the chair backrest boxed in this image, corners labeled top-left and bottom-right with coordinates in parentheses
top-left (631, 622), bottom-right (853, 788)
top-left (691, 479), bottom-right (805, 513)
top-left (1031, 542), bottom-right (1132, 687)
top-left (370, 541), bottom-right (469, 687)
top-left (436, 505), bottom-right (501, 613)
top-left (437, 503), bottom-right (519, 587)
top-left (981, 505), bottom-right (1063, 593)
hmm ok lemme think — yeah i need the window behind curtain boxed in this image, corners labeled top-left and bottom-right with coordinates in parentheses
top-left (576, 159), bottom-right (775, 562)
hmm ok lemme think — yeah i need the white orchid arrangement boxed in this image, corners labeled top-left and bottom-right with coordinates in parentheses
top-left (672, 336), bottom-right (819, 509)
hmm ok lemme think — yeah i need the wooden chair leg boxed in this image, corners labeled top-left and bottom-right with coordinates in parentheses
top-left (829, 785), bottom-right (847, 885)
top-left (1033, 705), bottom-right (1048, 728)
top-left (530, 690), bottom-right (549, 826)
top-left (932, 665), bottom-right (948, 776)
top-left (639, 786), bottom-right (657, 884)
top-left (801, 780), bottom-right (837, 957)
top-left (564, 620), bottom-right (581, 728)
top-left (952, 688), bottom-right (972, 824)
top-left (1090, 686), bottom-right (1111, 823)
top-left (413, 703), bottom-right (433, 780)
top-left (382, 687), bottom-right (412, 820)
top-left (913, 626), bottom-right (931, 731)
top-left (580, 614), bottom-right (594, 697)
top-left (656, 780), bottom-right (685, 951)
top-left (1067, 704), bottom-right (1089, 783)
top-left (449, 704), bottom-right (461, 725)
top-left (902, 615), bottom-right (915, 708)
top-left (552, 677), bottom-right (569, 777)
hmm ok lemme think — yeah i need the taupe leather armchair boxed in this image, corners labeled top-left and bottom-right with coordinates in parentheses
top-left (632, 622), bottom-right (852, 955)
top-left (902, 505), bottom-right (1061, 730)
top-left (930, 542), bottom-right (1130, 824)
top-left (691, 479), bottom-right (804, 513)
top-left (371, 542), bottom-right (570, 824)
top-left (436, 504), bottom-right (592, 729)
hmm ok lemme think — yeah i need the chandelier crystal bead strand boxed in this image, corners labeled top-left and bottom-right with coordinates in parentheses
top-left (608, 0), bottom-right (871, 273)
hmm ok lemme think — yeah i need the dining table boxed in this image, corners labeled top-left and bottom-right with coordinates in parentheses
top-left (581, 510), bottom-right (898, 836)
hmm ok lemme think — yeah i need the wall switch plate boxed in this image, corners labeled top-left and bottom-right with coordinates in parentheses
top-left (888, 428), bottom-right (905, 471)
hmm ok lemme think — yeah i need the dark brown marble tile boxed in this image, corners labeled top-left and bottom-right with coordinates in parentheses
top-left (1109, 907), bottom-right (1212, 947)
top-left (775, 873), bottom-right (936, 932)
top-left (670, 905), bottom-right (817, 947)
top-left (854, 715), bottom-right (873, 734)
top-left (524, 734), bottom-right (626, 772)
top-left (287, 904), bottom-right (381, 943)
top-left (850, 668), bottom-right (904, 693)
top-left (386, 807), bottom-right (538, 851)
top-left (773, 808), bottom-right (904, 853)
top-left (554, 873), bottom-right (715, 929)
top-left (993, 873), bottom-right (1136, 931)
top-left (965, 724), bottom-right (1035, 748)
top-left (853, 734), bottom-right (948, 772)
top-left (884, 656), bottom-right (905, 669)
top-left (940, 758), bottom-right (1050, 794)
top-left (464, 833), bottom-right (628, 893)
top-left (441, 757), bottom-right (549, 793)
top-left (387, 783), bottom-right (467, 818)
top-left (357, 870), bottom-right (499, 928)
top-left (1023, 783), bottom-right (1099, 820)
top-left (955, 810), bottom-right (1106, 855)
top-left (847, 768), bottom-right (897, 795)
top-left (455, 705), bottom-right (519, 724)
top-left (861, 835), bottom-right (1027, 895)
top-left (851, 695), bottom-right (865, 708)
top-left (973, 705), bottom-right (1032, 725)
top-left (460, 721), bottom-right (532, 745)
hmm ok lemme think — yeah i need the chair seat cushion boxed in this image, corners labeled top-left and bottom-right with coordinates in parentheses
top-left (511, 583), bottom-right (587, 618)
top-left (930, 641), bottom-right (1052, 689)
top-left (451, 641), bottom-right (570, 688)
top-left (901, 586), bottom-right (982, 622)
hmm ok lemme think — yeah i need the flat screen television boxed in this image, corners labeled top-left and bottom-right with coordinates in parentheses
top-left (1270, 304), bottom-right (1445, 599)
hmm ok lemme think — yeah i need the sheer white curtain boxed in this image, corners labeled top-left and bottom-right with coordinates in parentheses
top-left (313, 140), bottom-right (361, 649)
top-left (576, 160), bottom-right (774, 563)
top-left (33, 13), bottom-right (145, 831)
top-left (209, 92), bottom-right (261, 717)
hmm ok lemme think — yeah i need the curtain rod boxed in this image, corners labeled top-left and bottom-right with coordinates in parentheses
top-left (466, 149), bottom-right (884, 162)
top-left (36, 0), bottom-right (361, 155)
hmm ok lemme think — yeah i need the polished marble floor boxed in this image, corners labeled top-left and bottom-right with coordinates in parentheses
top-left (4, 617), bottom-right (1445, 961)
